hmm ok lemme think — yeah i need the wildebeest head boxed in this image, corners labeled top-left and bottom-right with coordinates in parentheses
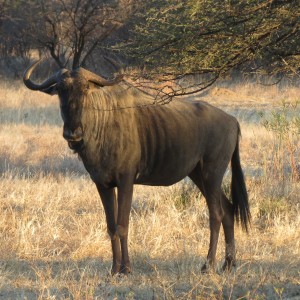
top-left (23, 59), bottom-right (123, 149)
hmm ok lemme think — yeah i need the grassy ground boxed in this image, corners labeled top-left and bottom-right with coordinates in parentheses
top-left (0, 81), bottom-right (299, 299)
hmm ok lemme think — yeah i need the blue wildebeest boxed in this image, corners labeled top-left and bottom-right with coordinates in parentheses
top-left (23, 60), bottom-right (250, 275)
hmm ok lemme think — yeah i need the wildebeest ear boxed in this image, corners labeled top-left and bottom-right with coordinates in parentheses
top-left (41, 85), bottom-right (58, 95)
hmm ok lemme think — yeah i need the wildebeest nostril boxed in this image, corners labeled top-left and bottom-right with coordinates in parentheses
top-left (63, 126), bottom-right (83, 141)
top-left (74, 126), bottom-right (83, 136)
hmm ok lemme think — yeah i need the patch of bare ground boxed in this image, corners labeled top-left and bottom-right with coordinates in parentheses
top-left (0, 81), bottom-right (299, 299)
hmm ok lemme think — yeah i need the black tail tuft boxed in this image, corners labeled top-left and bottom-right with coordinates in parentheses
top-left (231, 126), bottom-right (251, 232)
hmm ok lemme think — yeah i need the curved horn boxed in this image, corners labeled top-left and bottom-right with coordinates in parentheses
top-left (80, 68), bottom-right (123, 86)
top-left (23, 59), bottom-right (68, 91)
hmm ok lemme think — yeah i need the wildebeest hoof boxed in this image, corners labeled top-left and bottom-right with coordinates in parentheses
top-left (111, 262), bottom-right (122, 276)
top-left (221, 259), bottom-right (236, 272)
top-left (201, 263), bottom-right (212, 274)
top-left (111, 264), bottom-right (131, 276)
top-left (120, 264), bottom-right (131, 275)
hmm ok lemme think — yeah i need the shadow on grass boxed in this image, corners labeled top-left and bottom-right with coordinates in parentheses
top-left (0, 254), bottom-right (299, 299)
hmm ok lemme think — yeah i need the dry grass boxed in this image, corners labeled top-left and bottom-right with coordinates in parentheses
top-left (0, 81), bottom-right (299, 299)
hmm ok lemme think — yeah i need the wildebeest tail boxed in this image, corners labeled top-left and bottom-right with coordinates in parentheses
top-left (231, 125), bottom-right (251, 232)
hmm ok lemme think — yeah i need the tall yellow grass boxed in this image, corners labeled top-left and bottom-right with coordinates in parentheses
top-left (0, 81), bottom-right (299, 299)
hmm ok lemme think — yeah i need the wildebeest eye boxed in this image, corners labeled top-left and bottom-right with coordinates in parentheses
top-left (57, 81), bottom-right (66, 89)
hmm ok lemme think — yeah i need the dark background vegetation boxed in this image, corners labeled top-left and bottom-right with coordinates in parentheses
top-left (0, 0), bottom-right (299, 93)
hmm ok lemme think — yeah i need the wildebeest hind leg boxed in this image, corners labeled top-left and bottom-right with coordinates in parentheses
top-left (204, 187), bottom-right (223, 272)
top-left (189, 166), bottom-right (224, 272)
top-left (221, 192), bottom-right (236, 271)
top-left (97, 187), bottom-right (122, 275)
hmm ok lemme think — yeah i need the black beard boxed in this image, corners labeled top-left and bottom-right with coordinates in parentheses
top-left (68, 139), bottom-right (84, 153)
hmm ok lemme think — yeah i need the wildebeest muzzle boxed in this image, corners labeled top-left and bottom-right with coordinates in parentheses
top-left (63, 125), bottom-right (84, 151)
top-left (63, 125), bottom-right (83, 142)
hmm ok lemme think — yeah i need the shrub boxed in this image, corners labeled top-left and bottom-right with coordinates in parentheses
top-left (260, 100), bottom-right (300, 182)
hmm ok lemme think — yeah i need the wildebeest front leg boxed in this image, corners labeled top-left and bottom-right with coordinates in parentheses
top-left (116, 180), bottom-right (134, 274)
top-left (97, 187), bottom-right (122, 275)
